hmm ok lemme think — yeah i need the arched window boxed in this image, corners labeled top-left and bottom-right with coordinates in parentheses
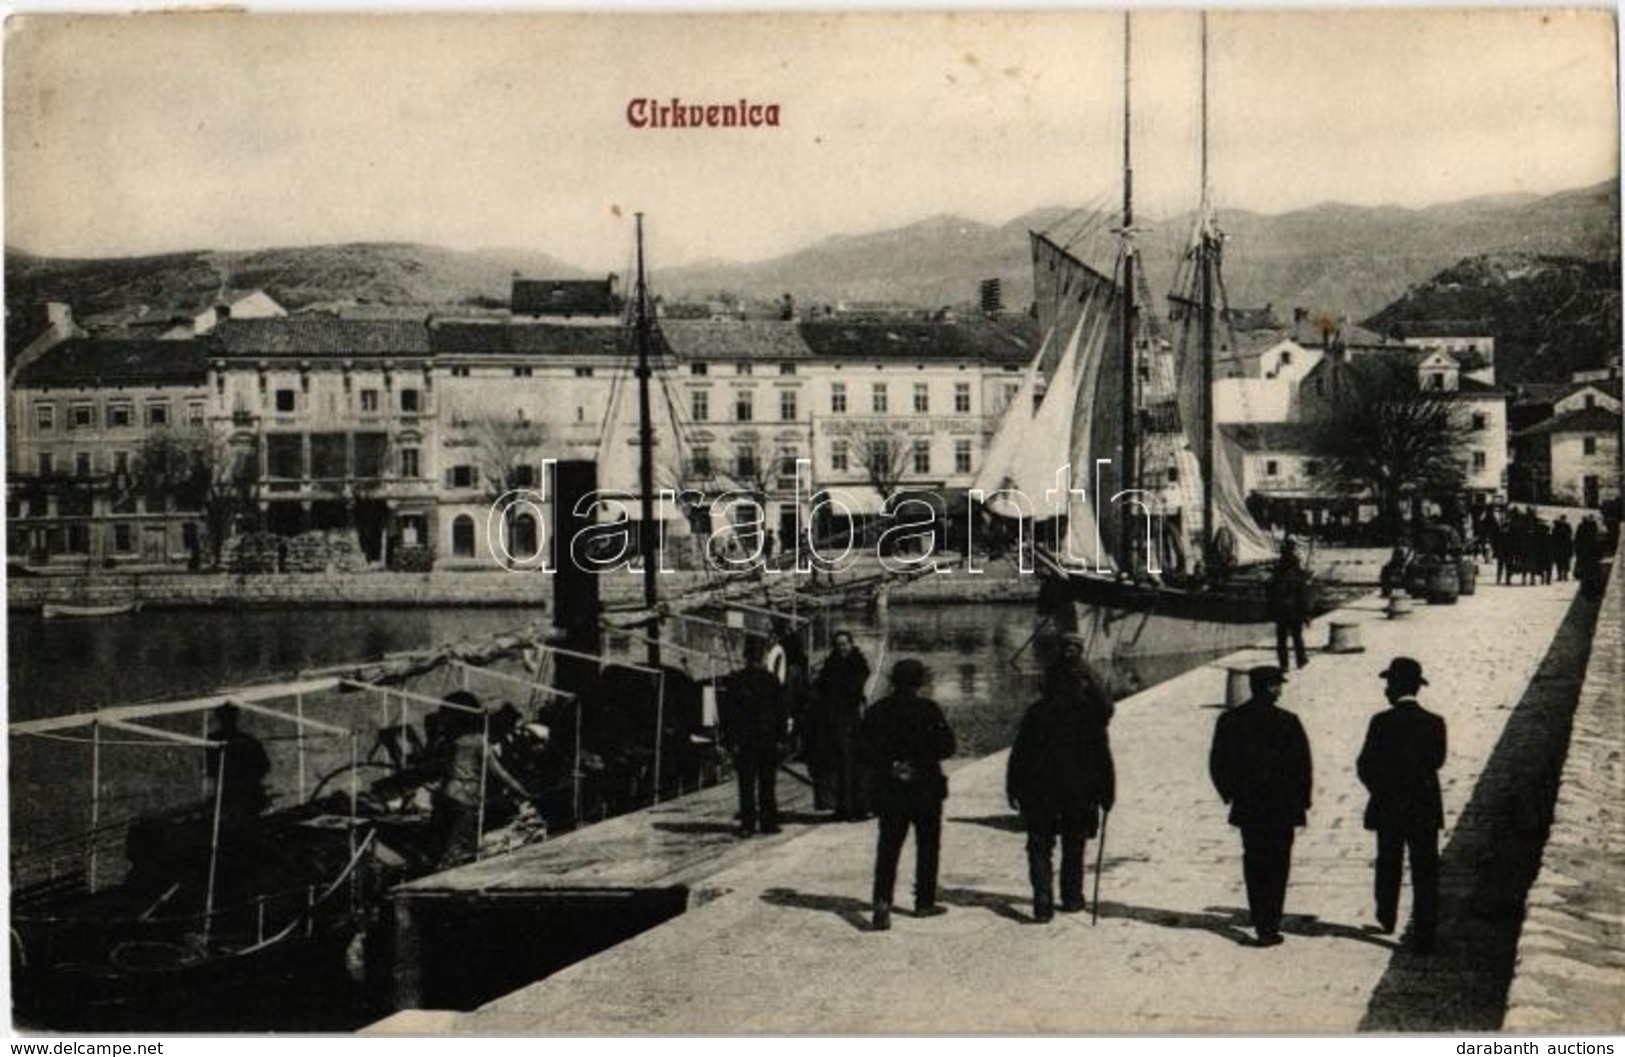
top-left (511, 513), bottom-right (538, 562)
top-left (452, 515), bottom-right (476, 558)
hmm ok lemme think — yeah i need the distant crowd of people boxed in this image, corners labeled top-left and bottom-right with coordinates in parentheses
top-left (1480, 508), bottom-right (1609, 595)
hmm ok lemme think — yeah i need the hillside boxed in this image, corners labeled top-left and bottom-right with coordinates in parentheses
top-left (5, 181), bottom-right (1616, 344)
top-left (5, 242), bottom-right (585, 328)
top-left (658, 181), bottom-right (1618, 319)
top-left (1362, 253), bottom-right (1622, 385)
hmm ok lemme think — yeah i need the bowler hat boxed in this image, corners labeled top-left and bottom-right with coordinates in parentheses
top-left (1248, 665), bottom-right (1288, 690)
top-left (1379, 657), bottom-right (1428, 686)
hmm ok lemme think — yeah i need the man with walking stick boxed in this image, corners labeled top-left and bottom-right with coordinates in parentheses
top-left (1007, 659), bottom-right (1115, 923)
top-left (1209, 666), bottom-right (1312, 947)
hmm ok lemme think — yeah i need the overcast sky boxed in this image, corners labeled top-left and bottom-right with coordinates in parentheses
top-left (5, 8), bottom-right (1617, 272)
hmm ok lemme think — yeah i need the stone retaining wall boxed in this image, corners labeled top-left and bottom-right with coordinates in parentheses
top-left (1503, 550), bottom-right (1624, 1032)
top-left (7, 564), bottom-right (1040, 611)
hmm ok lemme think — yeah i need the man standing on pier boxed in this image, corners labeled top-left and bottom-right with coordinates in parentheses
top-left (1357, 656), bottom-right (1446, 955)
top-left (861, 659), bottom-right (956, 931)
top-left (1007, 661), bottom-right (1115, 922)
top-left (1209, 666), bottom-right (1313, 947)
top-left (720, 636), bottom-right (788, 837)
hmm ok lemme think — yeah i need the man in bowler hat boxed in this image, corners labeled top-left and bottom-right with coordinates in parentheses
top-left (1357, 656), bottom-right (1446, 954)
top-left (1209, 666), bottom-right (1313, 947)
top-left (860, 658), bottom-right (956, 931)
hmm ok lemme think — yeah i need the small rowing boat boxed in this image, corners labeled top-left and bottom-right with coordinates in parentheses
top-left (41, 601), bottom-right (143, 619)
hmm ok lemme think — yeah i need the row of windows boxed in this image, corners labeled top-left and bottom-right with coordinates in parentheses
top-left (689, 363), bottom-right (798, 378)
top-left (34, 401), bottom-right (205, 432)
top-left (270, 388), bottom-right (422, 414)
top-left (691, 382), bottom-right (975, 422)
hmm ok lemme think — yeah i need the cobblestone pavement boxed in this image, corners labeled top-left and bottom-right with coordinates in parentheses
top-left (382, 572), bottom-right (1585, 1035)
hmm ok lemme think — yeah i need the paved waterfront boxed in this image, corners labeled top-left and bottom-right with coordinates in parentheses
top-left (374, 571), bottom-right (1591, 1034)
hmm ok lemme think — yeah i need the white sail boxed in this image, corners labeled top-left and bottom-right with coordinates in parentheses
top-left (1060, 273), bottom-right (1123, 574)
top-left (970, 326), bottom-right (1051, 516)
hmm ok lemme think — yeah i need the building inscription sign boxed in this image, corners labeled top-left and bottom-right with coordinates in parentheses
top-left (820, 416), bottom-right (979, 437)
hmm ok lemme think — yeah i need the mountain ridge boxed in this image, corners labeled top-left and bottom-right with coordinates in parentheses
top-left (6, 180), bottom-right (1616, 332)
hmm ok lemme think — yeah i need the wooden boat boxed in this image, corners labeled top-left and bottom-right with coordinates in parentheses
top-left (9, 673), bottom-right (551, 1031)
top-left (974, 15), bottom-right (1327, 638)
top-left (42, 601), bottom-right (142, 619)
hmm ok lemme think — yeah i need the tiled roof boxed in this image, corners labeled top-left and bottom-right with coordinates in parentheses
top-left (660, 320), bottom-right (811, 361)
top-left (1512, 380), bottom-right (1620, 407)
top-left (1514, 406), bottom-right (1622, 438)
top-left (215, 317), bottom-right (431, 357)
top-left (430, 320), bottom-right (632, 358)
top-left (795, 319), bottom-right (1034, 365)
top-left (1219, 421), bottom-right (1320, 453)
top-left (13, 338), bottom-right (210, 387)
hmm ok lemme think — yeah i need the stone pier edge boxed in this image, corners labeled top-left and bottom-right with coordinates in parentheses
top-left (1503, 546), bottom-right (1624, 1033)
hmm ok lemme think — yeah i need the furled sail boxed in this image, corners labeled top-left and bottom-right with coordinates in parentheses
top-left (1062, 252), bottom-right (1125, 575)
top-left (1170, 223), bottom-right (1276, 567)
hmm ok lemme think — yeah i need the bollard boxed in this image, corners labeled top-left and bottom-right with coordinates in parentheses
top-left (1326, 621), bottom-right (1366, 653)
top-left (1386, 594), bottom-right (1413, 619)
top-left (1225, 667), bottom-right (1251, 707)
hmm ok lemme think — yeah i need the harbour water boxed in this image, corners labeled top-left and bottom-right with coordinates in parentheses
top-left (8, 598), bottom-right (1255, 1030)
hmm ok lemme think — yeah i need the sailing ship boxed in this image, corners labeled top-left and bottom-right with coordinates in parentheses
top-left (976, 15), bottom-right (1305, 638)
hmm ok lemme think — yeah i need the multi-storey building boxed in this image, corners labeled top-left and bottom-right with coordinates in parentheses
top-left (1298, 345), bottom-right (1510, 504)
top-left (1509, 374), bottom-right (1623, 506)
top-left (6, 291), bottom-right (1040, 568)
top-left (8, 338), bottom-right (211, 565)
top-left (212, 317), bottom-right (440, 563)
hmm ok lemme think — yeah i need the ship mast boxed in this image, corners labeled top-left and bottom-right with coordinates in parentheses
top-left (1119, 13), bottom-right (1139, 573)
top-left (633, 213), bottom-right (661, 668)
top-left (1198, 14), bottom-right (1217, 562)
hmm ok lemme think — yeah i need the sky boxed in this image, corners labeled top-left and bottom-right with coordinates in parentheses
top-left (4, 7), bottom-right (1618, 272)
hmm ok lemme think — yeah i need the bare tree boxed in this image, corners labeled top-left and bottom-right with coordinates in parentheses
top-left (1307, 357), bottom-right (1472, 544)
top-left (135, 423), bottom-right (259, 567)
top-left (466, 410), bottom-right (548, 566)
top-left (857, 427), bottom-right (911, 506)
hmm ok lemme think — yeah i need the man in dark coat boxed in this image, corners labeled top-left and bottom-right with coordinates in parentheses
top-left (1357, 656), bottom-right (1446, 954)
top-left (1209, 666), bottom-right (1313, 947)
top-left (1552, 515), bottom-right (1574, 582)
top-left (1006, 663), bottom-right (1115, 922)
top-left (1574, 515), bottom-right (1604, 598)
top-left (1266, 541), bottom-right (1313, 671)
top-left (860, 658), bottom-right (956, 931)
top-left (719, 637), bottom-right (788, 837)
top-left (207, 702), bottom-right (272, 828)
top-left (810, 630), bottom-right (872, 819)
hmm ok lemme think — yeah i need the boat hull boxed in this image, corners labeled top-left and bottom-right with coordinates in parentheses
top-left (41, 602), bottom-right (141, 619)
top-left (1057, 571), bottom-right (1274, 625)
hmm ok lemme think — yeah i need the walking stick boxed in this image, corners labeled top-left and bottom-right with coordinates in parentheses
top-left (1009, 618), bottom-right (1049, 668)
top-left (1091, 807), bottom-right (1109, 926)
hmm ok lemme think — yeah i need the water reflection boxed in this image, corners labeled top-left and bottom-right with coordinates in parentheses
top-left (11, 601), bottom-right (1253, 756)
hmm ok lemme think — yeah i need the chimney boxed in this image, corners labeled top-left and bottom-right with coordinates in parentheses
top-left (779, 293), bottom-right (795, 321)
top-left (1293, 307), bottom-right (1308, 324)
